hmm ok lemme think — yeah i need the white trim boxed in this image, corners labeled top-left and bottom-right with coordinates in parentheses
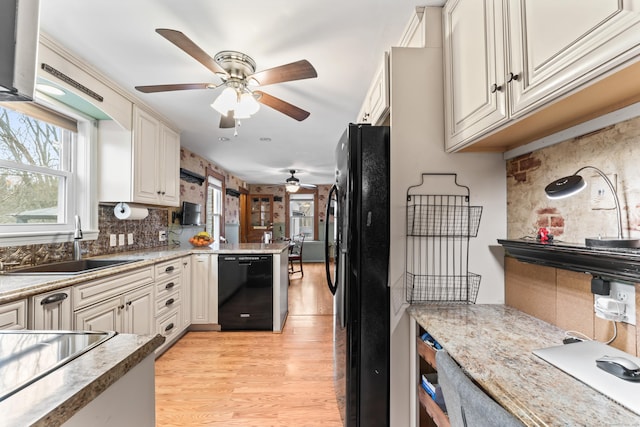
top-left (504, 102), bottom-right (640, 159)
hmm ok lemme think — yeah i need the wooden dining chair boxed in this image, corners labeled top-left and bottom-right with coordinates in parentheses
top-left (288, 234), bottom-right (305, 277)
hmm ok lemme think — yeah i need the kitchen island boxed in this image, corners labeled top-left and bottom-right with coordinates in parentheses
top-left (408, 304), bottom-right (640, 426)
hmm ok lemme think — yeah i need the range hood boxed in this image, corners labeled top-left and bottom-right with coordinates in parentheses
top-left (0, 0), bottom-right (40, 101)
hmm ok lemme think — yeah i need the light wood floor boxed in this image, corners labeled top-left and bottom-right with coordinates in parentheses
top-left (155, 263), bottom-right (342, 426)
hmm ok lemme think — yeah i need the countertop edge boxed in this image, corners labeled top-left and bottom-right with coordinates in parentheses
top-left (0, 242), bottom-right (290, 304)
top-left (3, 333), bottom-right (165, 427)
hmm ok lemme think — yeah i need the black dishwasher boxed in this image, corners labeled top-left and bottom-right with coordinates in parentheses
top-left (218, 254), bottom-right (273, 330)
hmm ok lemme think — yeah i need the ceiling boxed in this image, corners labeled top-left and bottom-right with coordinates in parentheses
top-left (39, 1), bottom-right (445, 186)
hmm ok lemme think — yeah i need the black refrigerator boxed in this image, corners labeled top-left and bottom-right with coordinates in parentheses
top-left (325, 124), bottom-right (390, 427)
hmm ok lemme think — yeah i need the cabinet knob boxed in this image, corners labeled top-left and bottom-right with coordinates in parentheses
top-left (118, 304), bottom-right (125, 310)
top-left (157, 191), bottom-right (162, 195)
top-left (507, 72), bottom-right (520, 83)
top-left (126, 300), bottom-right (132, 306)
top-left (490, 83), bottom-right (503, 93)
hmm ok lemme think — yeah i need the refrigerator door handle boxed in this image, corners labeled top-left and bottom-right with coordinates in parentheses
top-left (325, 184), bottom-right (338, 295)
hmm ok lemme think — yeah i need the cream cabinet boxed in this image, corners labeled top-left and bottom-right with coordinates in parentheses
top-left (444, 0), bottom-right (640, 151)
top-left (357, 52), bottom-right (390, 125)
top-left (73, 266), bottom-right (155, 333)
top-left (98, 106), bottom-right (180, 207)
top-left (30, 288), bottom-right (72, 330)
top-left (132, 107), bottom-right (180, 206)
top-left (74, 284), bottom-right (154, 334)
top-left (191, 253), bottom-right (214, 325)
top-left (0, 299), bottom-right (27, 330)
top-left (443, 0), bottom-right (506, 150)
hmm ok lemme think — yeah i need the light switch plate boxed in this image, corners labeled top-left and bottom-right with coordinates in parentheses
top-left (109, 234), bottom-right (117, 247)
top-left (127, 233), bottom-right (133, 245)
top-left (118, 234), bottom-right (125, 246)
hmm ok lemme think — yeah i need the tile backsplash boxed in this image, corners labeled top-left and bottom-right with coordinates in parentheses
top-left (0, 204), bottom-right (168, 269)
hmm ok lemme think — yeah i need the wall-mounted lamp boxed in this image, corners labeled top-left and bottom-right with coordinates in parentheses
top-left (545, 166), bottom-right (640, 248)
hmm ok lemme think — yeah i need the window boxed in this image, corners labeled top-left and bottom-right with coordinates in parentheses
top-left (288, 192), bottom-right (317, 239)
top-left (0, 100), bottom-right (97, 245)
top-left (205, 169), bottom-right (225, 242)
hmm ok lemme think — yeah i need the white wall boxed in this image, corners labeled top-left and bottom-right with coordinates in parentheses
top-left (388, 16), bottom-right (507, 427)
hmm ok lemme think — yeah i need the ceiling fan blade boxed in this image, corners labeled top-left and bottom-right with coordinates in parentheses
top-left (219, 110), bottom-right (235, 128)
top-left (155, 28), bottom-right (229, 77)
top-left (249, 60), bottom-right (317, 86)
top-left (135, 83), bottom-right (216, 93)
top-left (254, 91), bottom-right (310, 121)
top-left (300, 183), bottom-right (317, 189)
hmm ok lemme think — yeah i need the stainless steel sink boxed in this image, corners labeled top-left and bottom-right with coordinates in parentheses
top-left (4, 259), bottom-right (139, 275)
top-left (0, 330), bottom-right (116, 401)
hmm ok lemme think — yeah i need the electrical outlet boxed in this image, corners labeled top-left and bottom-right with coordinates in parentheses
top-left (109, 234), bottom-right (117, 247)
top-left (118, 234), bottom-right (125, 246)
top-left (594, 281), bottom-right (636, 325)
top-left (159, 230), bottom-right (167, 242)
top-left (127, 233), bottom-right (133, 245)
top-left (590, 173), bottom-right (617, 210)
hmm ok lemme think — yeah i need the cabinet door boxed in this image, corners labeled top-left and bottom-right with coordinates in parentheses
top-left (0, 300), bottom-right (27, 330)
top-left (191, 254), bottom-right (210, 324)
top-left (123, 285), bottom-right (154, 335)
top-left (248, 195), bottom-right (273, 242)
top-left (443, 0), bottom-right (507, 151)
top-left (358, 52), bottom-right (390, 125)
top-left (133, 107), bottom-right (161, 204)
top-left (31, 288), bottom-right (72, 330)
top-left (159, 124), bottom-right (180, 206)
top-left (508, 0), bottom-right (640, 115)
top-left (74, 297), bottom-right (122, 331)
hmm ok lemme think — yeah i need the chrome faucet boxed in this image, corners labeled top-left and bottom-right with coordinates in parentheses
top-left (73, 215), bottom-right (83, 261)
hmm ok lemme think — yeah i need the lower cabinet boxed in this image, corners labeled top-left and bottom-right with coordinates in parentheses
top-left (190, 253), bottom-right (212, 324)
top-left (30, 288), bottom-right (72, 330)
top-left (74, 284), bottom-right (154, 334)
top-left (0, 299), bottom-right (27, 330)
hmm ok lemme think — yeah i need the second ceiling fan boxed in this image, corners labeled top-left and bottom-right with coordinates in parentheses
top-left (135, 29), bottom-right (318, 128)
top-left (285, 170), bottom-right (317, 193)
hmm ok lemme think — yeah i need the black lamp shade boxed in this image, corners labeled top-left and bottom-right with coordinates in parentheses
top-left (545, 174), bottom-right (586, 199)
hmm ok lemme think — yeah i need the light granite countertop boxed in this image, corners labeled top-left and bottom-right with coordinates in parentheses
top-left (408, 304), bottom-right (640, 426)
top-left (0, 242), bottom-right (289, 304)
top-left (0, 332), bottom-right (164, 427)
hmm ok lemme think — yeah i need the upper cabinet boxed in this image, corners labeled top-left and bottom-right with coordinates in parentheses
top-left (357, 52), bottom-right (390, 125)
top-left (99, 106), bottom-right (180, 207)
top-left (444, 0), bottom-right (640, 152)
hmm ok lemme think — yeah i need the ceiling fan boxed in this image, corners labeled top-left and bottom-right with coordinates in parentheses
top-left (135, 29), bottom-right (318, 128)
top-left (285, 170), bottom-right (317, 193)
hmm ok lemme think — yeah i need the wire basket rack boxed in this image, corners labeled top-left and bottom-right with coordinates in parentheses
top-left (405, 174), bottom-right (483, 304)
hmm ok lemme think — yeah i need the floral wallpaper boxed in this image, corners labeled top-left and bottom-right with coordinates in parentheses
top-left (507, 115), bottom-right (640, 243)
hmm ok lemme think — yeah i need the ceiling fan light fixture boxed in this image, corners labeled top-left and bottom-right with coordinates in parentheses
top-left (211, 86), bottom-right (238, 116)
top-left (286, 182), bottom-right (300, 193)
top-left (234, 92), bottom-right (260, 118)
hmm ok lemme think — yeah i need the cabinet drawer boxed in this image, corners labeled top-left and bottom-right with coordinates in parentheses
top-left (156, 289), bottom-right (181, 318)
top-left (31, 288), bottom-right (72, 330)
top-left (156, 308), bottom-right (181, 341)
top-left (73, 266), bottom-right (154, 310)
top-left (155, 258), bottom-right (182, 281)
top-left (155, 276), bottom-right (182, 300)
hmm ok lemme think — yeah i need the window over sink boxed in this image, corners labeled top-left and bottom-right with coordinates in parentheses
top-left (0, 99), bottom-right (97, 246)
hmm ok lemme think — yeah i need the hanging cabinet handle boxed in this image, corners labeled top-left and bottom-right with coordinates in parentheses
top-left (507, 72), bottom-right (520, 83)
top-left (41, 293), bottom-right (68, 305)
top-left (165, 266), bottom-right (175, 273)
top-left (165, 298), bottom-right (175, 306)
top-left (164, 323), bottom-right (175, 332)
